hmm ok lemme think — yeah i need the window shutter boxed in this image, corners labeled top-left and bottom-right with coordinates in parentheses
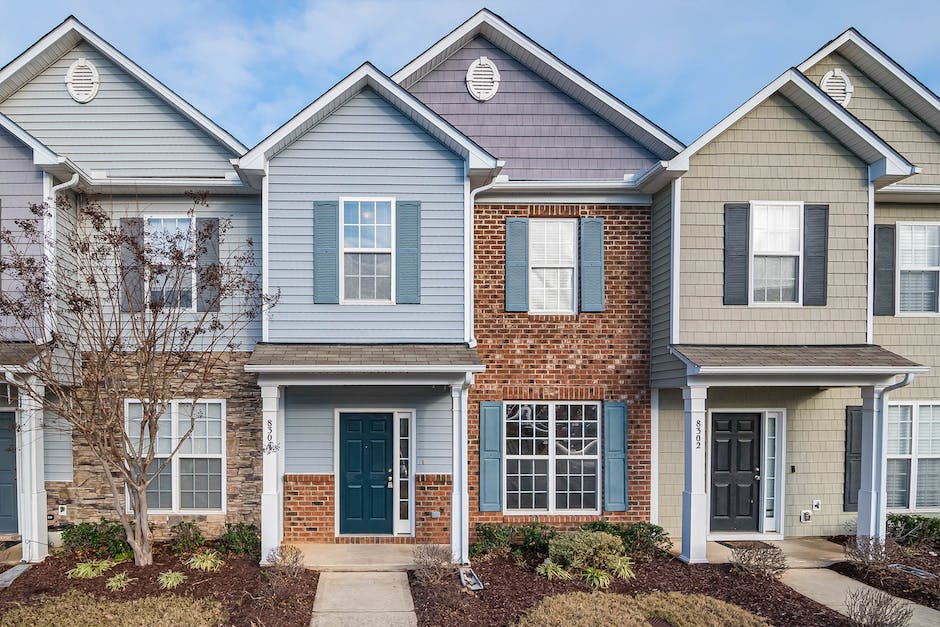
top-left (580, 217), bottom-right (605, 312)
top-left (505, 218), bottom-right (529, 312)
top-left (196, 217), bottom-right (220, 312)
top-left (803, 204), bottom-right (829, 306)
top-left (603, 401), bottom-right (628, 512)
top-left (844, 406), bottom-right (863, 512)
top-left (874, 224), bottom-right (896, 316)
top-left (313, 200), bottom-right (339, 304)
top-left (396, 200), bottom-right (421, 304)
top-left (723, 203), bottom-right (749, 305)
top-left (479, 401), bottom-right (503, 512)
top-left (119, 217), bottom-right (144, 312)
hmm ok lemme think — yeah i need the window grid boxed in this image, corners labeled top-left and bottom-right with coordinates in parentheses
top-left (341, 198), bottom-right (394, 303)
top-left (145, 216), bottom-right (195, 310)
top-left (887, 402), bottom-right (940, 511)
top-left (897, 223), bottom-right (940, 314)
top-left (528, 219), bottom-right (577, 314)
top-left (750, 202), bottom-right (802, 305)
top-left (504, 401), bottom-right (601, 514)
top-left (765, 414), bottom-right (777, 519)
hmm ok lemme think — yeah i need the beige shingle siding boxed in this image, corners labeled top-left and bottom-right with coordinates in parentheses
top-left (873, 202), bottom-right (940, 399)
top-left (650, 184), bottom-right (686, 386)
top-left (804, 53), bottom-right (940, 186)
top-left (678, 95), bottom-right (869, 345)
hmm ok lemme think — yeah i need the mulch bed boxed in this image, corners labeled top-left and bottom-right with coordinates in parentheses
top-left (828, 535), bottom-right (940, 611)
top-left (0, 547), bottom-right (318, 626)
top-left (410, 553), bottom-right (849, 626)
top-left (717, 540), bottom-right (775, 550)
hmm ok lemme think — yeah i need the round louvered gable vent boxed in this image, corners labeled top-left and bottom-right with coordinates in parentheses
top-left (65, 58), bottom-right (100, 103)
top-left (466, 56), bottom-right (500, 101)
top-left (820, 68), bottom-right (853, 107)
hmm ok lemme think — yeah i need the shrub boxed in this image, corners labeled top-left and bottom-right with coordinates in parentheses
top-left (261, 544), bottom-right (306, 603)
top-left (535, 560), bottom-right (571, 580)
top-left (516, 521), bottom-right (556, 555)
top-left (580, 519), bottom-right (625, 537)
top-left (66, 559), bottom-right (115, 579)
top-left (549, 530), bottom-right (624, 571)
top-left (185, 548), bottom-right (224, 572)
top-left (622, 522), bottom-right (673, 558)
top-left (218, 522), bottom-right (261, 558)
top-left (413, 544), bottom-right (453, 585)
top-left (61, 519), bottom-right (131, 559)
top-left (887, 513), bottom-right (940, 548)
top-left (470, 523), bottom-right (513, 557)
top-left (157, 570), bottom-right (187, 590)
top-left (845, 536), bottom-right (900, 570)
top-left (105, 571), bottom-right (136, 592)
top-left (730, 545), bottom-right (788, 578)
top-left (580, 567), bottom-right (612, 589)
top-left (169, 521), bottom-right (205, 556)
top-left (845, 588), bottom-right (913, 627)
top-left (635, 591), bottom-right (769, 627)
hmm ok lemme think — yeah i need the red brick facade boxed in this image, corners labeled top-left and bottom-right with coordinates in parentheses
top-left (468, 204), bottom-right (651, 533)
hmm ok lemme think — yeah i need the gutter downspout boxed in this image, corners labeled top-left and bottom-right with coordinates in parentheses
top-left (466, 176), bottom-right (499, 349)
top-left (42, 173), bottom-right (80, 345)
top-left (870, 373), bottom-right (916, 540)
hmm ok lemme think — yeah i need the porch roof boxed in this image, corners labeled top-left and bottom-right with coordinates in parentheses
top-left (0, 342), bottom-right (43, 368)
top-left (671, 344), bottom-right (925, 374)
top-left (245, 343), bottom-right (484, 374)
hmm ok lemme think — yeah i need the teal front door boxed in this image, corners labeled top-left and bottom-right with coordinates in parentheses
top-left (339, 413), bottom-right (393, 534)
top-left (0, 412), bottom-right (16, 533)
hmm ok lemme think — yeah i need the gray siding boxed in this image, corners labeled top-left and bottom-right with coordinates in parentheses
top-left (43, 411), bottom-right (73, 482)
top-left (650, 183), bottom-right (685, 387)
top-left (266, 88), bottom-right (467, 343)
top-left (284, 386), bottom-right (452, 475)
top-left (408, 36), bottom-right (657, 180)
top-left (0, 41), bottom-right (237, 178)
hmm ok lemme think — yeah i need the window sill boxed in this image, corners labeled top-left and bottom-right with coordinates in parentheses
top-left (527, 311), bottom-right (578, 316)
top-left (893, 312), bottom-right (940, 317)
top-left (746, 302), bottom-right (803, 308)
top-left (146, 509), bottom-right (225, 516)
top-left (502, 510), bottom-right (602, 517)
top-left (339, 300), bottom-right (396, 306)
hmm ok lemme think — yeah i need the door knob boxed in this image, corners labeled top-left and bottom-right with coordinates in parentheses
top-left (754, 474), bottom-right (761, 481)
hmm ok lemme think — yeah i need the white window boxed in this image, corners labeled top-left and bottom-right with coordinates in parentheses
top-left (126, 400), bottom-right (225, 512)
top-left (503, 401), bottom-right (600, 513)
top-left (341, 198), bottom-right (394, 303)
top-left (146, 217), bottom-right (195, 309)
top-left (897, 223), bottom-right (940, 314)
top-left (529, 219), bottom-right (577, 314)
top-left (750, 202), bottom-right (802, 304)
top-left (887, 402), bottom-right (940, 510)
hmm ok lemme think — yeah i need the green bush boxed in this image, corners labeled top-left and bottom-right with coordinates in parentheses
top-left (169, 521), bottom-right (205, 556)
top-left (61, 519), bottom-right (131, 559)
top-left (580, 520), bottom-right (625, 537)
top-left (470, 523), bottom-right (514, 557)
top-left (549, 530), bottom-right (625, 571)
top-left (517, 521), bottom-right (556, 555)
top-left (218, 522), bottom-right (260, 558)
top-left (622, 522), bottom-right (672, 557)
top-left (887, 513), bottom-right (940, 548)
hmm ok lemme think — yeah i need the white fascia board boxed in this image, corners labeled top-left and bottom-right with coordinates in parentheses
top-left (0, 112), bottom-right (60, 165)
top-left (391, 9), bottom-right (684, 159)
top-left (876, 183), bottom-right (940, 203)
top-left (245, 363), bottom-right (486, 374)
top-left (478, 179), bottom-right (652, 205)
top-left (693, 365), bottom-right (929, 376)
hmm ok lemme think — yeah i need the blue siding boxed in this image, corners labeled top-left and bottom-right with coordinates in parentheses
top-left (284, 386), bottom-right (452, 475)
top-left (266, 88), bottom-right (467, 343)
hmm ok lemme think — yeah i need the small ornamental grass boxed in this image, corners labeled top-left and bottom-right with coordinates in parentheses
top-left (157, 570), bottom-right (187, 590)
top-left (535, 560), bottom-right (571, 580)
top-left (542, 530), bottom-right (634, 588)
top-left (66, 559), bottom-right (115, 580)
top-left (185, 549), bottom-right (224, 573)
top-left (105, 571), bottom-right (136, 592)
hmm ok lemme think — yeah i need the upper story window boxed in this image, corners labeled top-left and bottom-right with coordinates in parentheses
top-left (750, 202), bottom-right (802, 304)
top-left (146, 217), bottom-right (195, 309)
top-left (887, 402), bottom-right (940, 510)
top-left (341, 199), bottom-right (394, 303)
top-left (898, 223), bottom-right (940, 314)
top-left (529, 219), bottom-right (577, 314)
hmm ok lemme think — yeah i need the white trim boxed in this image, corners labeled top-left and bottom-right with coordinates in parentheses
top-left (747, 201), bottom-right (804, 307)
top-left (650, 389), bottom-right (659, 524)
top-left (0, 112), bottom-right (60, 166)
top-left (867, 183), bottom-right (875, 342)
top-left (463, 163), bottom-right (474, 344)
top-left (819, 68), bottom-right (854, 106)
top-left (338, 197), bottom-right (396, 306)
top-left (246, 363), bottom-right (485, 374)
top-left (65, 57), bottom-right (100, 103)
top-left (42, 172), bottom-right (56, 343)
top-left (885, 400), bottom-right (940, 512)
top-left (670, 178), bottom-right (681, 344)
top-left (893, 221), bottom-right (940, 316)
top-left (261, 162), bottom-right (270, 342)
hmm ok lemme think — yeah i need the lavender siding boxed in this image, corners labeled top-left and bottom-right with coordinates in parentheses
top-left (408, 36), bottom-right (657, 180)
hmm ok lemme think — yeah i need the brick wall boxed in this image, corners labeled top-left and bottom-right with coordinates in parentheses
top-left (469, 203), bottom-right (651, 532)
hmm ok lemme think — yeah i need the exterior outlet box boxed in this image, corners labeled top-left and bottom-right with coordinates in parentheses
top-left (430, 511), bottom-right (441, 519)
top-left (57, 505), bottom-right (67, 517)
top-left (812, 499), bottom-right (821, 511)
top-left (800, 510), bottom-right (812, 523)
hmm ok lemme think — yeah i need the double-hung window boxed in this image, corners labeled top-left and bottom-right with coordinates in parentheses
top-left (897, 223), bottom-right (940, 314)
top-left (126, 400), bottom-right (225, 512)
top-left (341, 198), bottom-right (393, 303)
top-left (529, 219), bottom-right (577, 314)
top-left (887, 402), bottom-right (940, 510)
top-left (146, 217), bottom-right (195, 309)
top-left (504, 401), bottom-right (600, 513)
top-left (750, 202), bottom-right (802, 304)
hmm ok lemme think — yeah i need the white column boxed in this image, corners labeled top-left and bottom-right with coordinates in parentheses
top-left (450, 382), bottom-right (470, 564)
top-left (17, 379), bottom-right (47, 562)
top-left (680, 385), bottom-right (708, 563)
top-left (858, 386), bottom-right (888, 541)
top-left (260, 384), bottom-right (282, 563)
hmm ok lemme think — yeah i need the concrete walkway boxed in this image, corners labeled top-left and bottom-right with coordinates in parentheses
top-left (310, 572), bottom-right (417, 626)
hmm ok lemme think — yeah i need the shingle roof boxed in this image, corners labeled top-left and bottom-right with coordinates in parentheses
top-left (671, 344), bottom-right (923, 370)
top-left (0, 342), bottom-right (43, 367)
top-left (246, 343), bottom-right (483, 371)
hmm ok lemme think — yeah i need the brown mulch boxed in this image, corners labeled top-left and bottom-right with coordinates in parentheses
top-left (410, 553), bottom-right (849, 626)
top-left (828, 534), bottom-right (940, 611)
top-left (0, 547), bottom-right (318, 627)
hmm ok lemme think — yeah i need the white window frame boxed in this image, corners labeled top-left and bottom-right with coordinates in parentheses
top-left (124, 398), bottom-right (227, 515)
top-left (887, 401), bottom-right (940, 513)
top-left (144, 215), bottom-right (197, 313)
top-left (895, 222), bottom-right (940, 317)
top-left (502, 400), bottom-right (602, 516)
top-left (527, 218), bottom-right (579, 315)
top-left (339, 197), bottom-right (396, 305)
top-left (747, 201), bottom-right (804, 307)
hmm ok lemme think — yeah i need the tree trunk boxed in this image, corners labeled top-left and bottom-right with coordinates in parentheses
top-left (126, 486), bottom-right (154, 566)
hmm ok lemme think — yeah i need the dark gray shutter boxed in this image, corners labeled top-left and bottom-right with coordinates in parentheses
top-left (803, 204), bottom-right (829, 306)
top-left (119, 217), bottom-right (144, 312)
top-left (479, 402), bottom-right (503, 512)
top-left (874, 224), bottom-right (896, 316)
top-left (196, 217), bottom-right (220, 312)
top-left (844, 406), bottom-right (863, 512)
top-left (580, 217), bottom-right (605, 312)
top-left (723, 203), bottom-right (749, 305)
top-left (313, 200), bottom-right (339, 304)
top-left (603, 402), bottom-right (628, 511)
top-left (505, 218), bottom-right (528, 312)
top-left (396, 200), bottom-right (421, 304)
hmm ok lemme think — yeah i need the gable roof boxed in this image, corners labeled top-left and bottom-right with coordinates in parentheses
top-left (238, 62), bottom-right (499, 176)
top-left (391, 8), bottom-right (683, 160)
top-left (0, 15), bottom-right (246, 156)
top-left (798, 28), bottom-right (940, 136)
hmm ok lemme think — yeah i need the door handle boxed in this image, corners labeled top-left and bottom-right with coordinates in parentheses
top-left (754, 474), bottom-right (761, 481)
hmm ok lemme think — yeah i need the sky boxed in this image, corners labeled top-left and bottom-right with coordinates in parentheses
top-left (1, 0), bottom-right (939, 148)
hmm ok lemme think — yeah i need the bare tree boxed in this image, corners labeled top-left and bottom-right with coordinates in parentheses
top-left (0, 192), bottom-right (275, 566)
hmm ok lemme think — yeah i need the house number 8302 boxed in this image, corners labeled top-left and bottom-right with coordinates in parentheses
top-left (695, 419), bottom-right (703, 449)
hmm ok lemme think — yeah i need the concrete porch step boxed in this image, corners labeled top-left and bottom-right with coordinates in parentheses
top-left (298, 544), bottom-right (430, 572)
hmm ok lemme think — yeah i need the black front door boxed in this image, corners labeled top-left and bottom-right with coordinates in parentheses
top-left (339, 413), bottom-right (393, 534)
top-left (0, 412), bottom-right (17, 533)
top-left (710, 413), bottom-right (761, 532)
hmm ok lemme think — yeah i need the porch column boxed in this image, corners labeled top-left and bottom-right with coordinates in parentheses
top-left (681, 385), bottom-right (708, 563)
top-left (17, 378), bottom-right (47, 562)
top-left (260, 384), bottom-right (282, 563)
top-left (450, 381), bottom-right (470, 564)
top-left (858, 386), bottom-right (888, 542)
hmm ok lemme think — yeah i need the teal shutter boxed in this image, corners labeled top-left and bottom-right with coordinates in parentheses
top-left (505, 218), bottom-right (529, 311)
top-left (396, 200), bottom-right (421, 304)
top-left (479, 402), bottom-right (503, 512)
top-left (580, 217), bottom-right (605, 312)
top-left (603, 401), bottom-right (628, 511)
top-left (313, 200), bottom-right (339, 304)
